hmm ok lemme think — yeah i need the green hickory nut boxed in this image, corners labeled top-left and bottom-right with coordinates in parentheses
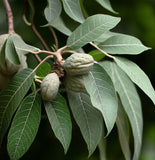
top-left (63, 53), bottom-right (94, 76)
top-left (41, 73), bottom-right (60, 101)
top-left (64, 74), bottom-right (85, 92)
top-left (0, 34), bottom-right (28, 76)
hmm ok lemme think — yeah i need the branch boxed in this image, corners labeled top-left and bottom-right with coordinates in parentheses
top-left (30, 45), bottom-right (68, 66)
top-left (22, 0), bottom-right (51, 51)
top-left (49, 26), bottom-right (59, 50)
top-left (3, 0), bottom-right (15, 34)
top-left (33, 55), bottom-right (53, 72)
top-left (89, 42), bottom-right (115, 59)
top-left (31, 24), bottom-right (51, 51)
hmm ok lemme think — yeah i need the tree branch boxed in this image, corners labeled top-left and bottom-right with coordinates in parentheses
top-left (49, 26), bottom-right (59, 50)
top-left (89, 42), bottom-right (115, 59)
top-left (3, 0), bottom-right (15, 34)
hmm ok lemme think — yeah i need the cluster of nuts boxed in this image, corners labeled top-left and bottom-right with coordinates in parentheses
top-left (40, 53), bottom-right (94, 101)
top-left (0, 34), bottom-right (27, 90)
top-left (63, 53), bottom-right (94, 92)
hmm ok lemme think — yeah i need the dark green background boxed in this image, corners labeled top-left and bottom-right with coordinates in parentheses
top-left (0, 0), bottom-right (155, 159)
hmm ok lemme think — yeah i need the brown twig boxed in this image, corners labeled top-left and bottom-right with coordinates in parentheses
top-left (62, 50), bottom-right (76, 54)
top-left (3, 0), bottom-right (15, 34)
top-left (34, 54), bottom-right (42, 62)
top-left (33, 55), bottom-right (53, 72)
top-left (49, 26), bottom-right (59, 50)
top-left (30, 45), bottom-right (68, 66)
top-left (31, 24), bottom-right (51, 51)
top-left (89, 42), bottom-right (115, 59)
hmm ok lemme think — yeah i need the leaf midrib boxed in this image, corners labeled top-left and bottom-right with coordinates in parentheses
top-left (69, 19), bottom-right (118, 48)
top-left (12, 93), bottom-right (36, 158)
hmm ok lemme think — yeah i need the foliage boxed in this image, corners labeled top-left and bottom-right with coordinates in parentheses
top-left (0, 0), bottom-right (154, 160)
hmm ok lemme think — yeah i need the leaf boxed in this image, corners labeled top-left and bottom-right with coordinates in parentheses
top-left (115, 57), bottom-right (155, 105)
top-left (12, 34), bottom-right (40, 55)
top-left (101, 61), bottom-right (143, 160)
top-left (36, 62), bottom-right (51, 77)
top-left (44, 94), bottom-right (72, 153)
top-left (67, 14), bottom-right (120, 50)
top-left (44, 0), bottom-right (62, 22)
top-left (48, 16), bottom-right (72, 36)
top-left (98, 34), bottom-right (150, 55)
top-left (96, 0), bottom-right (117, 14)
top-left (6, 36), bottom-right (20, 65)
top-left (116, 96), bottom-right (131, 160)
top-left (7, 92), bottom-right (41, 160)
top-left (94, 31), bottom-right (123, 45)
top-left (0, 68), bottom-right (35, 145)
top-left (62, 0), bottom-right (85, 23)
top-left (88, 50), bottom-right (105, 61)
top-left (83, 63), bottom-right (118, 135)
top-left (67, 91), bottom-right (103, 156)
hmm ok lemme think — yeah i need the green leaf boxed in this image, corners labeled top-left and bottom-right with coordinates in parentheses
top-left (12, 35), bottom-right (40, 55)
top-left (0, 68), bottom-right (35, 145)
top-left (62, 0), bottom-right (85, 23)
top-left (44, 0), bottom-right (62, 22)
top-left (88, 50), bottom-right (105, 61)
top-left (7, 92), bottom-right (41, 160)
top-left (96, 0), bottom-right (117, 14)
top-left (101, 61), bottom-right (143, 160)
top-left (115, 57), bottom-right (155, 105)
top-left (98, 34), bottom-right (150, 55)
top-left (6, 36), bottom-right (20, 65)
top-left (36, 62), bottom-right (51, 77)
top-left (0, 39), bottom-right (7, 66)
top-left (48, 16), bottom-right (72, 36)
top-left (83, 63), bottom-right (118, 135)
top-left (67, 91), bottom-right (103, 156)
top-left (44, 94), bottom-right (72, 153)
top-left (94, 31), bottom-right (123, 45)
top-left (116, 96), bottom-right (131, 160)
top-left (67, 14), bottom-right (121, 49)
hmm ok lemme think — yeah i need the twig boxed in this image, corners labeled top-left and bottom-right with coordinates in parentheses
top-left (32, 24), bottom-right (51, 51)
top-left (33, 55), bottom-right (53, 72)
top-left (62, 50), bottom-right (76, 54)
top-left (31, 45), bottom-right (68, 67)
top-left (3, 0), bottom-right (15, 34)
top-left (49, 26), bottom-right (59, 50)
top-left (89, 42), bottom-right (115, 59)
top-left (34, 54), bottom-right (41, 62)
top-left (22, 0), bottom-right (51, 51)
top-left (35, 79), bottom-right (42, 83)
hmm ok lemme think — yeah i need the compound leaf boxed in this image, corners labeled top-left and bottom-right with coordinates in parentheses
top-left (96, 0), bottom-right (117, 13)
top-left (115, 57), bottom-right (155, 105)
top-left (0, 68), bottom-right (35, 145)
top-left (84, 63), bottom-right (118, 135)
top-left (44, 0), bottom-right (62, 22)
top-left (62, 0), bottom-right (85, 23)
top-left (67, 14), bottom-right (120, 49)
top-left (116, 96), bottom-right (131, 160)
top-left (101, 61), bottom-right (143, 160)
top-left (6, 36), bottom-right (20, 65)
top-left (7, 92), bottom-right (41, 160)
top-left (67, 91), bottom-right (103, 156)
top-left (98, 34), bottom-right (150, 55)
top-left (44, 94), bottom-right (72, 153)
